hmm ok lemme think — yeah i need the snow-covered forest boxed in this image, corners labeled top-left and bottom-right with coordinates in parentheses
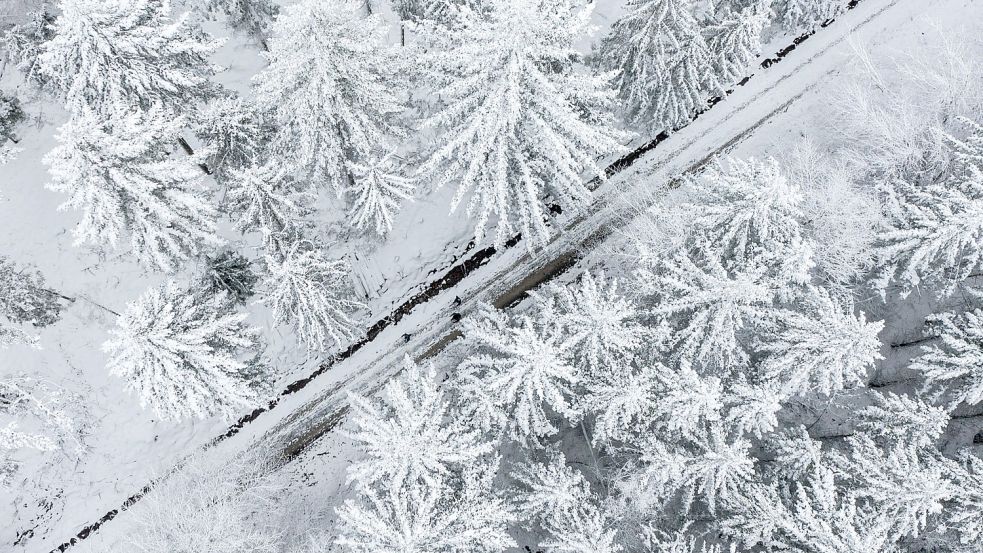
top-left (1, 0), bottom-right (982, 551)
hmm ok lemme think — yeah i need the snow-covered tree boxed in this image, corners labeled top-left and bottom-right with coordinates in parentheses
top-left (582, 364), bottom-right (660, 444)
top-left (0, 256), bottom-right (63, 328)
top-left (225, 160), bottom-right (312, 241)
top-left (125, 453), bottom-right (281, 553)
top-left (191, 0), bottom-right (278, 47)
top-left (336, 461), bottom-right (514, 553)
top-left (417, 0), bottom-right (626, 247)
top-left (598, 0), bottom-right (719, 131)
top-left (855, 392), bottom-right (949, 449)
top-left (678, 156), bottom-right (810, 275)
top-left (642, 252), bottom-right (777, 370)
top-left (104, 281), bottom-right (264, 420)
top-left (640, 425), bottom-right (755, 515)
top-left (0, 92), bottom-right (24, 144)
top-left (911, 308), bottom-right (983, 406)
top-left (830, 436), bottom-right (956, 540)
top-left (772, 0), bottom-right (846, 33)
top-left (345, 357), bottom-right (491, 491)
top-left (38, 0), bottom-right (222, 116)
top-left (3, 7), bottom-right (56, 87)
top-left (947, 454), bottom-right (983, 550)
top-left (649, 360), bottom-right (724, 437)
top-left (757, 287), bottom-right (883, 397)
top-left (200, 249), bottom-right (258, 305)
top-left (706, 1), bottom-right (770, 88)
top-left (45, 108), bottom-right (222, 271)
top-left (259, 239), bottom-right (365, 352)
top-left (253, 0), bottom-right (404, 193)
top-left (876, 119), bottom-right (983, 294)
top-left (547, 271), bottom-right (648, 375)
top-left (347, 152), bottom-right (414, 237)
top-left (455, 306), bottom-right (579, 443)
top-left (1, 375), bottom-right (80, 485)
top-left (724, 376), bottom-right (783, 438)
top-left (725, 469), bottom-right (897, 552)
top-left (195, 96), bottom-right (267, 180)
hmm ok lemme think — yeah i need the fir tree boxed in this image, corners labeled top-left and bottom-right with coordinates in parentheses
top-left (192, 0), bottom-right (278, 47)
top-left (336, 462), bottom-right (514, 553)
top-left (598, 0), bottom-right (720, 131)
top-left (347, 152), bottom-right (414, 237)
top-left (772, 0), bottom-right (846, 32)
top-left (706, 1), bottom-right (770, 88)
top-left (345, 357), bottom-right (491, 491)
top-left (195, 96), bottom-right (266, 181)
top-left (417, 0), bottom-right (626, 247)
top-left (225, 160), bottom-right (312, 242)
top-left (757, 287), bottom-right (883, 397)
top-left (259, 239), bottom-right (365, 352)
top-left (876, 118), bottom-right (983, 294)
top-left (44, 108), bottom-right (222, 271)
top-left (38, 0), bottom-right (222, 116)
top-left (200, 249), bottom-right (259, 305)
top-left (253, 0), bottom-right (404, 193)
top-left (855, 392), bottom-right (949, 449)
top-left (0, 256), bottom-right (63, 328)
top-left (911, 308), bottom-right (983, 406)
top-left (103, 281), bottom-right (264, 420)
top-left (455, 306), bottom-right (579, 443)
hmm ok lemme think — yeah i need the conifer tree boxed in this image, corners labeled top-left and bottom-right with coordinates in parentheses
top-left (706, 1), bottom-right (770, 88)
top-left (103, 281), bottom-right (263, 420)
top-left (875, 120), bottom-right (983, 294)
top-left (38, 0), bottom-right (222, 116)
top-left (347, 153), bottom-right (414, 237)
top-left (455, 306), bottom-right (579, 443)
top-left (225, 161), bottom-right (312, 242)
top-left (772, 0), bottom-right (846, 32)
top-left (598, 0), bottom-right (719, 131)
top-left (44, 108), bottom-right (222, 271)
top-left (417, 0), bottom-right (626, 247)
top-left (336, 462), bottom-right (514, 553)
top-left (911, 308), bottom-right (983, 406)
top-left (757, 287), bottom-right (883, 397)
top-left (346, 357), bottom-right (491, 491)
top-left (259, 239), bottom-right (365, 352)
top-left (253, 0), bottom-right (404, 193)
top-left (0, 256), bottom-right (63, 329)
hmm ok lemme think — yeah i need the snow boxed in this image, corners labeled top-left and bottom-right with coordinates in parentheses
top-left (2, 0), bottom-right (982, 550)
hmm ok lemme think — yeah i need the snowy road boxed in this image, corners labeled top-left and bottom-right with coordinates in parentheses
top-left (38, 0), bottom-right (978, 549)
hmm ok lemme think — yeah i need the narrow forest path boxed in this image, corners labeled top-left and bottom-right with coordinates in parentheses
top-left (36, 0), bottom-right (951, 549)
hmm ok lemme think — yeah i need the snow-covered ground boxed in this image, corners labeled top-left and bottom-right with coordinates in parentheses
top-left (11, 0), bottom-right (976, 551)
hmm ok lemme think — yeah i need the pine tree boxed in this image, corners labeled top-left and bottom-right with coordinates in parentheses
top-left (103, 281), bottom-right (264, 420)
top-left (598, 0), bottom-right (720, 131)
top-left (772, 0), bottom-right (846, 33)
top-left (582, 364), bottom-right (660, 444)
top-left (1, 376), bottom-right (80, 485)
top-left (649, 360), bottom-right (724, 437)
top-left (947, 454), bottom-right (983, 551)
top-left (259, 239), bottom-right (365, 352)
top-left (876, 118), bottom-right (983, 294)
top-left (38, 0), bottom-right (222, 116)
top-left (757, 287), bottom-right (883, 397)
top-left (0, 256), bottom-right (63, 328)
top-left (336, 461), bottom-right (515, 553)
top-left (455, 306), bottom-right (579, 443)
top-left (3, 7), bottom-right (57, 87)
top-left (345, 357), bottom-right (492, 491)
top-left (253, 0), bottom-right (404, 193)
top-left (706, 1), bottom-right (770, 88)
top-left (225, 160), bottom-right (312, 242)
top-left (44, 108), bottom-right (222, 271)
top-left (195, 96), bottom-right (266, 181)
top-left (910, 308), bottom-right (983, 406)
top-left (347, 152), bottom-right (414, 237)
top-left (0, 92), bottom-right (24, 143)
top-left (417, 0), bottom-right (626, 248)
